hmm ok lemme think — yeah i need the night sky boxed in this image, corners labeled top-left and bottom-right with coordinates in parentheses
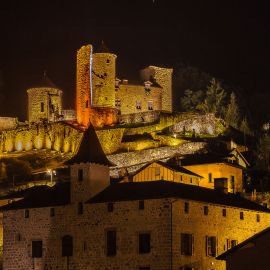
top-left (0, 0), bottom-right (269, 124)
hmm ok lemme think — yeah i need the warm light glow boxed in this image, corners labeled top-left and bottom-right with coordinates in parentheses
top-left (15, 141), bottom-right (23, 151)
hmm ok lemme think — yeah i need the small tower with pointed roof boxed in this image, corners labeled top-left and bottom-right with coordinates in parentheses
top-left (27, 72), bottom-right (63, 123)
top-left (92, 41), bottom-right (117, 108)
top-left (66, 125), bottom-right (112, 203)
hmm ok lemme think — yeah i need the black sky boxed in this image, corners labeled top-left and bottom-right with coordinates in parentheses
top-left (0, 0), bottom-right (269, 124)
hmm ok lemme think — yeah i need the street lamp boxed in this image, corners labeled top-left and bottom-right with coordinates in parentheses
top-left (47, 169), bottom-right (56, 183)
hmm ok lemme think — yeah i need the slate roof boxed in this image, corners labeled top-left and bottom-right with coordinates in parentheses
top-left (132, 161), bottom-right (202, 178)
top-left (87, 180), bottom-right (270, 213)
top-left (32, 72), bottom-right (58, 89)
top-left (95, 41), bottom-right (111, 53)
top-left (217, 226), bottom-right (270, 260)
top-left (65, 125), bottom-right (113, 166)
top-left (0, 182), bottom-right (70, 211)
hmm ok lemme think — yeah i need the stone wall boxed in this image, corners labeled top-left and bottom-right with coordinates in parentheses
top-left (0, 118), bottom-right (17, 132)
top-left (3, 196), bottom-right (270, 270)
top-left (116, 84), bottom-right (162, 115)
top-left (118, 111), bottom-right (160, 124)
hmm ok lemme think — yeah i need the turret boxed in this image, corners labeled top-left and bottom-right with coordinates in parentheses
top-left (92, 41), bottom-right (117, 108)
top-left (27, 73), bottom-right (63, 123)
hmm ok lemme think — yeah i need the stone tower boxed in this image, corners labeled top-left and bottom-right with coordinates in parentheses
top-left (27, 73), bottom-right (63, 123)
top-left (140, 66), bottom-right (173, 113)
top-left (76, 44), bottom-right (92, 127)
top-left (92, 41), bottom-right (117, 108)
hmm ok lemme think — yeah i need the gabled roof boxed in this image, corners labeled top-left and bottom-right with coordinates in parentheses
top-left (132, 161), bottom-right (202, 178)
top-left (228, 148), bottom-right (250, 167)
top-left (0, 182), bottom-right (70, 211)
top-left (217, 226), bottom-right (270, 260)
top-left (65, 125), bottom-right (112, 166)
top-left (87, 181), bottom-right (270, 213)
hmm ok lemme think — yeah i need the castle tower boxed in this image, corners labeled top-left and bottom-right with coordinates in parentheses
top-left (27, 73), bottom-right (63, 123)
top-left (140, 66), bottom-right (173, 113)
top-left (76, 45), bottom-right (92, 127)
top-left (92, 41), bottom-right (117, 108)
top-left (66, 125), bottom-right (112, 203)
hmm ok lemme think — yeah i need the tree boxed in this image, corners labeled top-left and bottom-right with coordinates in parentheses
top-left (197, 78), bottom-right (227, 117)
top-left (225, 92), bottom-right (240, 128)
top-left (256, 134), bottom-right (270, 170)
top-left (240, 117), bottom-right (252, 136)
top-left (180, 89), bottom-right (204, 111)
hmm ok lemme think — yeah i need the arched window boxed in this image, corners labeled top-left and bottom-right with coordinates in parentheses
top-left (62, 235), bottom-right (73, 257)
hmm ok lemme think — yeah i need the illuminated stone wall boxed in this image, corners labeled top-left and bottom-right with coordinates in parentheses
top-left (116, 84), bottom-right (162, 115)
top-left (76, 45), bottom-right (92, 127)
top-left (141, 66), bottom-right (173, 112)
top-left (0, 117), bottom-right (17, 131)
top-left (27, 87), bottom-right (62, 123)
top-left (3, 196), bottom-right (270, 270)
top-left (0, 122), bottom-right (82, 156)
top-left (92, 52), bottom-right (116, 108)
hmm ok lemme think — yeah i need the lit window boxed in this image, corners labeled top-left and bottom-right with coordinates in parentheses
top-left (106, 230), bottom-right (116, 256)
top-left (32, 240), bottom-right (42, 258)
top-left (148, 101), bottom-right (153, 110)
top-left (139, 233), bottom-right (151, 254)
top-left (204, 206), bottom-right (209, 215)
top-left (206, 236), bottom-right (217, 257)
top-left (184, 202), bottom-right (189, 214)
top-left (136, 100), bottom-right (142, 109)
top-left (181, 233), bottom-right (193, 256)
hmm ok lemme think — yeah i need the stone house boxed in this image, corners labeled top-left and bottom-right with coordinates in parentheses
top-left (1, 127), bottom-right (270, 270)
top-left (217, 227), bottom-right (270, 270)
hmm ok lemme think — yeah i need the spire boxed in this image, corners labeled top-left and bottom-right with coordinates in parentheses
top-left (66, 125), bottom-right (113, 166)
top-left (95, 40), bottom-right (111, 53)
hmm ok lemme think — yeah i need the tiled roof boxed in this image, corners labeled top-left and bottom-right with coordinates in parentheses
top-left (65, 125), bottom-right (112, 166)
top-left (87, 181), bottom-right (270, 213)
top-left (0, 182), bottom-right (70, 211)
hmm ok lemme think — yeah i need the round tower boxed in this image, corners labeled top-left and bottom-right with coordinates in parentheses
top-left (27, 73), bottom-right (63, 123)
top-left (92, 41), bottom-right (117, 108)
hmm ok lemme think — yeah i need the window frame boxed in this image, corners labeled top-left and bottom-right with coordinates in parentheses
top-left (106, 229), bottom-right (117, 256)
top-left (138, 232), bottom-right (151, 254)
top-left (181, 233), bottom-right (194, 256)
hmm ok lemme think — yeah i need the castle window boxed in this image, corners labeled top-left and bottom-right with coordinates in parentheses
top-left (204, 206), bottom-right (209, 215)
top-left (32, 240), bottom-right (43, 258)
top-left (136, 100), bottom-right (142, 109)
top-left (78, 202), bottom-right (83, 215)
top-left (148, 101), bottom-right (153, 110)
top-left (106, 230), bottom-right (117, 256)
top-left (222, 208), bottom-right (227, 217)
top-left (257, 214), bottom-right (260, 222)
top-left (85, 100), bottom-right (89, 108)
top-left (62, 235), bottom-right (73, 257)
top-left (180, 175), bottom-right (183, 181)
top-left (115, 99), bottom-right (121, 107)
top-left (190, 177), bottom-right (192, 183)
top-left (24, 209), bottom-right (29, 218)
top-left (181, 233), bottom-right (193, 256)
top-left (208, 173), bottom-right (212, 183)
top-left (138, 267), bottom-right (150, 270)
top-left (40, 102), bottom-right (44, 113)
top-left (106, 59), bottom-right (110, 64)
top-left (206, 236), bottom-right (217, 257)
top-left (50, 208), bottom-right (55, 217)
top-left (139, 233), bottom-right (151, 254)
top-left (108, 202), bottom-right (114, 212)
top-left (240, 211), bottom-right (244, 220)
top-left (78, 169), bottom-right (83, 182)
top-left (15, 233), bottom-right (21, 242)
top-left (139, 200), bottom-right (145, 210)
top-left (184, 202), bottom-right (189, 214)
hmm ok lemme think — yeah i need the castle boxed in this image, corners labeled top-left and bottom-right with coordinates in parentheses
top-left (26, 42), bottom-right (173, 128)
